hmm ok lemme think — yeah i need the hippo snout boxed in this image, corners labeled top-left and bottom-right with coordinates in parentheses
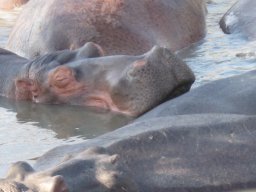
top-left (110, 46), bottom-right (195, 116)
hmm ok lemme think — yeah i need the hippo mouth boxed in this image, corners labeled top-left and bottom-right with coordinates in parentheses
top-left (84, 96), bottom-right (111, 111)
top-left (83, 93), bottom-right (133, 116)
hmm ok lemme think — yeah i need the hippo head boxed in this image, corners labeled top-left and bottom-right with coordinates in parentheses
top-left (15, 43), bottom-right (195, 116)
top-left (1, 147), bottom-right (138, 192)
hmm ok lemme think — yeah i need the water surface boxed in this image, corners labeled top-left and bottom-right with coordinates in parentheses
top-left (178, 0), bottom-right (256, 87)
top-left (1, 0), bottom-right (256, 178)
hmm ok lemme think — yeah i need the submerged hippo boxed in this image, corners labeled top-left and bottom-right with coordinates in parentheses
top-left (219, 0), bottom-right (256, 40)
top-left (2, 114), bottom-right (256, 192)
top-left (7, 0), bottom-right (207, 59)
top-left (0, 0), bottom-right (28, 10)
top-left (0, 43), bottom-right (195, 116)
top-left (138, 70), bottom-right (256, 120)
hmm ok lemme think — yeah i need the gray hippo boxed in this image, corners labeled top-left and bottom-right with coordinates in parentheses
top-left (138, 70), bottom-right (256, 120)
top-left (2, 114), bottom-right (256, 192)
top-left (6, 0), bottom-right (207, 59)
top-left (0, 0), bottom-right (28, 10)
top-left (219, 0), bottom-right (256, 40)
top-left (0, 43), bottom-right (195, 116)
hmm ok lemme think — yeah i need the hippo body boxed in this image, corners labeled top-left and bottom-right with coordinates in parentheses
top-left (7, 0), bottom-right (207, 59)
top-left (219, 0), bottom-right (256, 39)
top-left (0, 43), bottom-right (195, 116)
top-left (2, 114), bottom-right (256, 192)
top-left (0, 0), bottom-right (28, 10)
top-left (138, 70), bottom-right (256, 120)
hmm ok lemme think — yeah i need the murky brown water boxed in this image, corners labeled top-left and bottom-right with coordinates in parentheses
top-left (1, 0), bottom-right (256, 178)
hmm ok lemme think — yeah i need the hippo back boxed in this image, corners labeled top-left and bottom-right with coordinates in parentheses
top-left (6, 114), bottom-right (256, 192)
top-left (7, 0), bottom-right (206, 58)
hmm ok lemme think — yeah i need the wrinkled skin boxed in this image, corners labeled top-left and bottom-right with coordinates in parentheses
top-left (0, 43), bottom-right (195, 116)
top-left (0, 0), bottom-right (28, 10)
top-left (2, 114), bottom-right (256, 192)
top-left (138, 70), bottom-right (256, 120)
top-left (219, 0), bottom-right (256, 40)
top-left (7, 0), bottom-right (207, 59)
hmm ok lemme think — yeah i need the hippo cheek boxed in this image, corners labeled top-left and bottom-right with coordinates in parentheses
top-left (108, 60), bottom-right (156, 116)
top-left (109, 59), bottom-right (175, 116)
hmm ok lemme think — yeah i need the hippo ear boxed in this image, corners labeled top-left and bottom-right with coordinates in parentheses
top-left (49, 66), bottom-right (75, 88)
top-left (6, 161), bottom-right (34, 181)
top-left (76, 42), bottom-right (105, 58)
top-left (39, 175), bottom-right (68, 192)
top-left (15, 78), bottom-right (39, 100)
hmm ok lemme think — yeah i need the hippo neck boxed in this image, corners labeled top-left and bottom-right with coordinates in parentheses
top-left (0, 49), bottom-right (29, 98)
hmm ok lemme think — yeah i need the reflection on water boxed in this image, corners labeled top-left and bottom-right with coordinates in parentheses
top-left (0, 97), bottom-right (132, 176)
top-left (178, 0), bottom-right (256, 87)
top-left (1, 0), bottom-right (256, 180)
top-left (0, 9), bottom-right (19, 46)
top-left (15, 100), bottom-right (132, 139)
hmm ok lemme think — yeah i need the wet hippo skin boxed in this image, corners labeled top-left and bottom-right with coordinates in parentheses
top-left (2, 114), bottom-right (256, 192)
top-left (7, 0), bottom-right (207, 59)
top-left (0, 43), bottom-right (195, 116)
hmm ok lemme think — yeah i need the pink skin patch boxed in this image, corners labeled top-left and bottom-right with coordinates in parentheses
top-left (133, 60), bottom-right (146, 68)
top-left (84, 91), bottom-right (133, 116)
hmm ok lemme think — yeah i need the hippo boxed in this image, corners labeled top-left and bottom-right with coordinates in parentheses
top-left (0, 42), bottom-right (195, 116)
top-left (138, 70), bottom-right (256, 120)
top-left (2, 114), bottom-right (256, 192)
top-left (219, 0), bottom-right (256, 40)
top-left (0, 0), bottom-right (28, 10)
top-left (1, 148), bottom-right (138, 192)
top-left (6, 0), bottom-right (207, 59)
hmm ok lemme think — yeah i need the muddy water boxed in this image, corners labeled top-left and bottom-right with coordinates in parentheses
top-left (1, 0), bottom-right (256, 178)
